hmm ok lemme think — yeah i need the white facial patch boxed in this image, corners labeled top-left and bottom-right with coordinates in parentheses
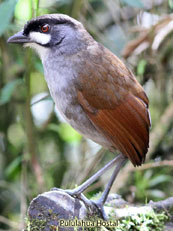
top-left (24, 32), bottom-right (51, 60)
top-left (29, 32), bottom-right (51, 45)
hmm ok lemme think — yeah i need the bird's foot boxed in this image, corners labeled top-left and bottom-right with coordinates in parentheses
top-left (91, 199), bottom-right (107, 220)
top-left (50, 187), bottom-right (107, 219)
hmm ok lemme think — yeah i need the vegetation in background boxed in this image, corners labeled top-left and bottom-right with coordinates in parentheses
top-left (0, 0), bottom-right (172, 230)
top-left (114, 210), bottom-right (168, 231)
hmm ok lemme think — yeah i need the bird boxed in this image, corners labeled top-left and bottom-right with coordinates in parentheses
top-left (7, 14), bottom-right (151, 218)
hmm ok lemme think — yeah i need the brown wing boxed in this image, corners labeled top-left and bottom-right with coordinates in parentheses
top-left (76, 44), bottom-right (150, 166)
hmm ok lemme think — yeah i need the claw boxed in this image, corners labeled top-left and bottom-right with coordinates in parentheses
top-left (91, 200), bottom-right (107, 220)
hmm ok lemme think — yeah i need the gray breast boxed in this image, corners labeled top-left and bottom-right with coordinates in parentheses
top-left (42, 54), bottom-right (109, 147)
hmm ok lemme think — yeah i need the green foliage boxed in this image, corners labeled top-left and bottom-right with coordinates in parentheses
top-left (0, 79), bottom-right (23, 105)
top-left (5, 155), bottom-right (22, 180)
top-left (30, 71), bottom-right (47, 96)
top-left (137, 59), bottom-right (147, 76)
top-left (168, 0), bottom-right (173, 9)
top-left (115, 211), bottom-right (168, 231)
top-left (48, 123), bottom-right (82, 143)
top-left (0, 0), bottom-right (17, 35)
top-left (58, 123), bottom-right (82, 143)
top-left (134, 169), bottom-right (172, 201)
top-left (26, 217), bottom-right (47, 231)
top-left (7, 123), bottom-right (26, 148)
top-left (15, 0), bottom-right (32, 21)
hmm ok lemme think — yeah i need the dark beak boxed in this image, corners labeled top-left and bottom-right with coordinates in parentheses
top-left (7, 31), bottom-right (30, 44)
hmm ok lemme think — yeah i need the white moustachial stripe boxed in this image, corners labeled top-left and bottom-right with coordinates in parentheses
top-left (29, 32), bottom-right (51, 45)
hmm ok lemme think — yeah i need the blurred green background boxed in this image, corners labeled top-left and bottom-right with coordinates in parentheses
top-left (0, 0), bottom-right (173, 230)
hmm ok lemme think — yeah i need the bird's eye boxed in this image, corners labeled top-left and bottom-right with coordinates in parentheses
top-left (41, 24), bottom-right (50, 33)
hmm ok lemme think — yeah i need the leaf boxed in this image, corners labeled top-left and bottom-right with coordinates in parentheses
top-left (121, 0), bottom-right (144, 8)
top-left (7, 123), bottom-right (26, 147)
top-left (58, 123), bottom-right (82, 143)
top-left (147, 189), bottom-right (165, 198)
top-left (137, 59), bottom-right (147, 76)
top-left (5, 156), bottom-right (22, 179)
top-left (0, 0), bottom-right (17, 35)
top-left (48, 123), bottom-right (82, 143)
top-left (0, 79), bottom-right (23, 105)
top-left (15, 0), bottom-right (32, 21)
top-left (149, 175), bottom-right (172, 187)
top-left (168, 0), bottom-right (173, 9)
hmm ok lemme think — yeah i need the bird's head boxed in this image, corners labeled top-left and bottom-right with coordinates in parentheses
top-left (7, 14), bottom-right (92, 59)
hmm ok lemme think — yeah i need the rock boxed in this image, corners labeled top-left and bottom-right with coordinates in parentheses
top-left (27, 190), bottom-right (88, 231)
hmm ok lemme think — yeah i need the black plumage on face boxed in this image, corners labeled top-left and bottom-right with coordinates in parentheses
top-left (7, 14), bottom-right (78, 47)
top-left (22, 16), bottom-right (76, 47)
top-left (23, 17), bottom-right (75, 36)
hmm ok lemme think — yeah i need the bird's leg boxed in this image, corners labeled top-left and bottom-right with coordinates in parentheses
top-left (64, 154), bottom-right (124, 196)
top-left (52, 154), bottom-right (127, 219)
top-left (92, 155), bottom-right (127, 218)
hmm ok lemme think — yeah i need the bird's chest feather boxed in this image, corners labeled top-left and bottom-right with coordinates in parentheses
top-left (43, 57), bottom-right (81, 120)
top-left (42, 56), bottom-right (107, 144)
